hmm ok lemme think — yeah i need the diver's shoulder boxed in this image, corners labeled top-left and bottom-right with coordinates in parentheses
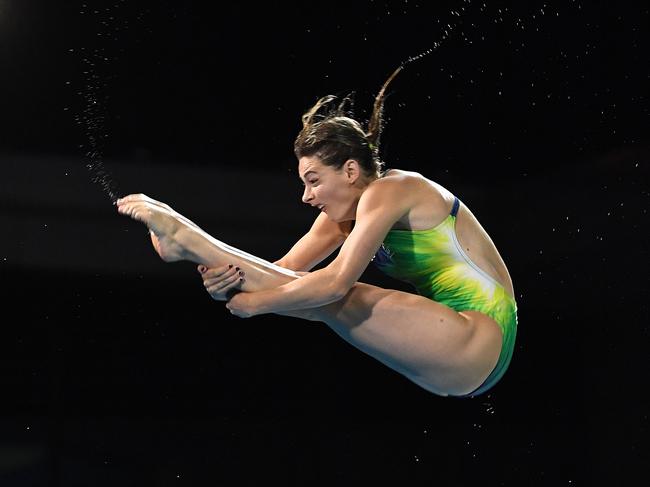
top-left (378, 168), bottom-right (424, 183)
top-left (381, 168), bottom-right (420, 178)
top-left (379, 169), bottom-right (453, 207)
top-left (367, 168), bottom-right (426, 209)
top-left (378, 168), bottom-right (431, 191)
top-left (386, 167), bottom-right (439, 184)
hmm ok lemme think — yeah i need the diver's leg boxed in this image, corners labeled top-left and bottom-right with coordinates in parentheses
top-left (294, 283), bottom-right (503, 396)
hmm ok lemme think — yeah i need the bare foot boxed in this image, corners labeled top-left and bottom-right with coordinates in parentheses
top-left (117, 193), bottom-right (195, 262)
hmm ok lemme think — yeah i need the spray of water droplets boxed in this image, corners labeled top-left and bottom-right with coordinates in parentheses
top-left (72, 2), bottom-right (131, 204)
top-left (398, 1), bottom-right (565, 86)
top-left (78, 84), bottom-right (119, 203)
top-left (399, 0), bottom-right (473, 69)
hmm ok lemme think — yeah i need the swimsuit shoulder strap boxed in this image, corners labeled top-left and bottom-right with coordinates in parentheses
top-left (450, 195), bottom-right (460, 217)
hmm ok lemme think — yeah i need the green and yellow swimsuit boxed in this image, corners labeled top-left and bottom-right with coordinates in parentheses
top-left (372, 196), bottom-right (518, 397)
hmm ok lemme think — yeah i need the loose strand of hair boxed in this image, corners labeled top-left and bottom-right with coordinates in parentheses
top-left (336, 91), bottom-right (356, 117)
top-left (366, 65), bottom-right (403, 147)
top-left (301, 95), bottom-right (337, 129)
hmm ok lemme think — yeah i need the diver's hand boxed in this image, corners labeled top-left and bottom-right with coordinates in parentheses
top-left (199, 264), bottom-right (245, 301)
top-left (117, 193), bottom-right (192, 262)
top-left (225, 291), bottom-right (257, 318)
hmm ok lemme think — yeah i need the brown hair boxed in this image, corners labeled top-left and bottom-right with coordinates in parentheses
top-left (294, 66), bottom-right (403, 179)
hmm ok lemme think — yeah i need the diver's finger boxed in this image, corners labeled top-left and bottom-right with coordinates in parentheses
top-left (202, 264), bottom-right (238, 279)
top-left (203, 268), bottom-right (241, 288)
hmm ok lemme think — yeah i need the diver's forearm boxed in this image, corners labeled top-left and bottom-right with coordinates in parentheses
top-left (252, 267), bottom-right (344, 315)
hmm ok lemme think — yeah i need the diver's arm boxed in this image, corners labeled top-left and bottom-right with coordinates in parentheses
top-left (273, 211), bottom-right (351, 272)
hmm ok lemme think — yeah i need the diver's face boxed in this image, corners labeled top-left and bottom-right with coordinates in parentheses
top-left (298, 156), bottom-right (356, 222)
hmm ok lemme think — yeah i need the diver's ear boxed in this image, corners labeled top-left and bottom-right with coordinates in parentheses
top-left (343, 159), bottom-right (362, 185)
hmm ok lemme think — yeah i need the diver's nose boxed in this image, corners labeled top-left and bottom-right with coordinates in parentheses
top-left (302, 186), bottom-right (313, 204)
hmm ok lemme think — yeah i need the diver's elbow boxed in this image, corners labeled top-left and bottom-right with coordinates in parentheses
top-left (331, 280), bottom-right (353, 301)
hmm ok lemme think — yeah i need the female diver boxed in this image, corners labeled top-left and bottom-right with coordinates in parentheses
top-left (116, 67), bottom-right (518, 398)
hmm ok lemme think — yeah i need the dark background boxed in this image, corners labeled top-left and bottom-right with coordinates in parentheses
top-left (1, 1), bottom-right (648, 485)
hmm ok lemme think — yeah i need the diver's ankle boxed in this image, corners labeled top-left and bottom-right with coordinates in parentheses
top-left (174, 225), bottom-right (208, 262)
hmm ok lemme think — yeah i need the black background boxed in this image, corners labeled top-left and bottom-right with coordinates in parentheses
top-left (1, 1), bottom-right (648, 485)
